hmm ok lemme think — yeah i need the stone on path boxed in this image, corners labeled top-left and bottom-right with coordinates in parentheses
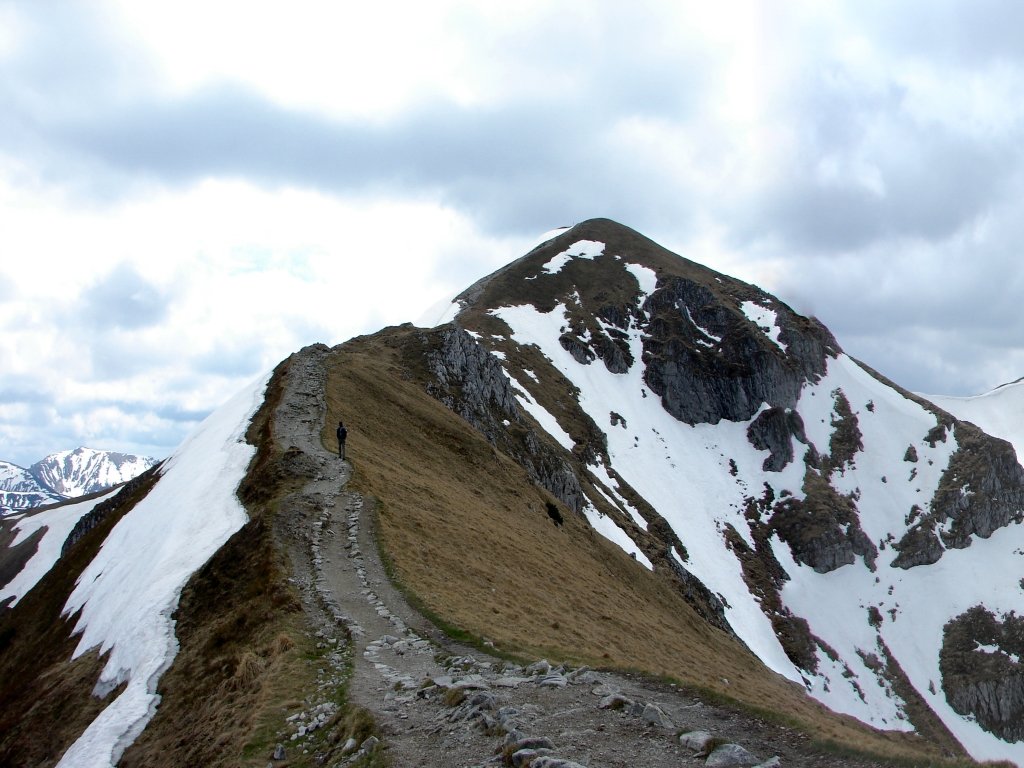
top-left (511, 748), bottom-right (552, 767)
top-left (641, 702), bottom-right (674, 729)
top-left (679, 730), bottom-right (715, 752)
top-left (531, 758), bottom-right (589, 768)
top-left (598, 693), bottom-right (634, 710)
top-left (508, 736), bottom-right (555, 752)
top-left (494, 675), bottom-right (532, 688)
top-left (705, 743), bottom-right (761, 767)
top-left (526, 659), bottom-right (552, 675)
top-left (538, 673), bottom-right (568, 688)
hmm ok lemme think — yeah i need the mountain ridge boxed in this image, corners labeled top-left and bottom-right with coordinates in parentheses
top-left (4, 217), bottom-right (1024, 766)
top-left (0, 447), bottom-right (157, 516)
top-left (428, 218), bottom-right (1024, 761)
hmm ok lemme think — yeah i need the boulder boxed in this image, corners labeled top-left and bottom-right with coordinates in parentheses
top-left (531, 758), bottom-right (589, 768)
top-left (598, 693), bottom-right (634, 710)
top-left (526, 659), bottom-right (552, 675)
top-left (511, 748), bottom-right (552, 767)
top-left (679, 730), bottom-right (715, 752)
top-left (641, 702), bottom-right (674, 729)
top-left (705, 743), bottom-right (760, 767)
top-left (508, 736), bottom-right (555, 752)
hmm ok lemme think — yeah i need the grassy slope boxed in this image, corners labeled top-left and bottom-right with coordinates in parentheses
top-left (322, 326), bottom-right (973, 765)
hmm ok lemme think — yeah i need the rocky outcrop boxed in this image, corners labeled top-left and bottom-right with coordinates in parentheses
top-left (890, 421), bottom-right (1024, 570)
top-left (664, 550), bottom-right (731, 634)
top-left (723, 520), bottom-right (821, 672)
top-left (941, 606), bottom-right (1024, 741)
top-left (426, 327), bottom-right (520, 439)
top-left (931, 423), bottom-right (1024, 550)
top-left (641, 277), bottom-right (837, 426)
top-left (60, 465), bottom-right (162, 556)
top-left (890, 519), bottom-right (944, 569)
top-left (556, 305), bottom-right (638, 376)
top-left (746, 407), bottom-right (808, 472)
top-left (424, 327), bottom-right (587, 513)
top-left (824, 389), bottom-right (862, 474)
top-left (769, 471), bottom-right (877, 574)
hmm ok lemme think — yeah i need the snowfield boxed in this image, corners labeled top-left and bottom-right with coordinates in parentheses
top-left (55, 372), bottom-right (269, 768)
top-left (485, 245), bottom-right (1024, 763)
top-left (0, 489), bottom-right (118, 606)
top-left (925, 379), bottom-right (1024, 459)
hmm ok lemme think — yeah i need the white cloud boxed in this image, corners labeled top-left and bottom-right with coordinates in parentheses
top-left (3, 0), bottom-right (1024, 465)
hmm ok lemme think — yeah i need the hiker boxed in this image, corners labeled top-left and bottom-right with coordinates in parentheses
top-left (336, 420), bottom-right (348, 460)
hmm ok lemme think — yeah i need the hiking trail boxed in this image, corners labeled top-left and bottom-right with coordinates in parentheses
top-left (266, 344), bottom-right (896, 768)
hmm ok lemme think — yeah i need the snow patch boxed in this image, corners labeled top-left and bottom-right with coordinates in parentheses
top-left (625, 262), bottom-right (657, 296)
top-left (0, 490), bottom-right (118, 606)
top-left (740, 301), bottom-right (786, 351)
top-left (504, 371), bottom-right (574, 451)
top-left (56, 372), bottom-right (269, 768)
top-left (541, 240), bottom-right (605, 275)
top-left (582, 502), bottom-right (653, 570)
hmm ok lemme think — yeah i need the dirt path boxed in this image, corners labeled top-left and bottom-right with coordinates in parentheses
top-left (269, 345), bottom-right (896, 768)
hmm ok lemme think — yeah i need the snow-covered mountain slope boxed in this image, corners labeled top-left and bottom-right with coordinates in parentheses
top-left (52, 375), bottom-right (266, 768)
top-left (0, 489), bottom-right (119, 608)
top-left (30, 447), bottom-right (157, 498)
top-left (925, 379), bottom-right (1024, 459)
top-left (0, 376), bottom-right (265, 767)
top-left (0, 460), bottom-right (63, 513)
top-left (435, 218), bottom-right (1024, 764)
top-left (0, 449), bottom-right (156, 516)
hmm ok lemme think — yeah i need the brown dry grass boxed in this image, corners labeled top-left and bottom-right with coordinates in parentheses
top-left (321, 327), bottom-right (970, 765)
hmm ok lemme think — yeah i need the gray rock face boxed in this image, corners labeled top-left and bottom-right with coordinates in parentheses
top-left (422, 326), bottom-right (587, 513)
top-left (893, 423), bottom-right (1024, 569)
top-left (941, 605), bottom-right (1024, 741)
top-left (705, 743), bottom-right (761, 767)
top-left (932, 424), bottom-right (1024, 550)
top-left (60, 466), bottom-right (160, 556)
top-left (746, 407), bottom-right (808, 472)
top-left (664, 550), bottom-right (732, 633)
top-left (427, 327), bottom-right (520, 432)
top-left (769, 471), bottom-right (877, 574)
top-left (641, 277), bottom-right (836, 426)
top-left (679, 730), bottom-right (715, 752)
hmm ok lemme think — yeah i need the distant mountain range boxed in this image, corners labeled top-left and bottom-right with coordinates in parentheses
top-left (0, 447), bottom-right (157, 515)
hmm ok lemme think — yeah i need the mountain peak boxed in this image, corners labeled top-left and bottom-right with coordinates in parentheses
top-left (455, 220), bottom-right (841, 427)
top-left (0, 447), bottom-right (157, 514)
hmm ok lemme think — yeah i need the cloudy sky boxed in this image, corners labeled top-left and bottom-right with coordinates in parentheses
top-left (2, 0), bottom-right (1024, 467)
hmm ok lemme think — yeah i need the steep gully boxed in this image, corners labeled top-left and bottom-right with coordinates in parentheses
top-left (263, 344), bottom-right (908, 768)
